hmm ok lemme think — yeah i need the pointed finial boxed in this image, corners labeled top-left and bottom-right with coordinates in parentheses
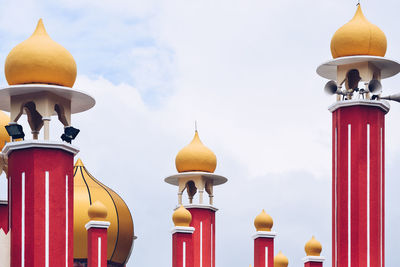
top-left (357, 0), bottom-right (360, 6)
top-left (195, 120), bottom-right (198, 132)
top-left (75, 158), bottom-right (84, 167)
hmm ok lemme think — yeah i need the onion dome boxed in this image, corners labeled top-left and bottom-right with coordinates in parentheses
top-left (330, 5), bottom-right (387, 59)
top-left (175, 130), bottom-right (217, 173)
top-left (0, 111), bottom-right (10, 151)
top-left (274, 251), bottom-right (289, 267)
top-left (74, 159), bottom-right (134, 266)
top-left (5, 19), bottom-right (77, 87)
top-left (88, 201), bottom-right (108, 221)
top-left (304, 236), bottom-right (322, 256)
top-left (172, 205), bottom-right (192, 227)
top-left (254, 209), bottom-right (273, 231)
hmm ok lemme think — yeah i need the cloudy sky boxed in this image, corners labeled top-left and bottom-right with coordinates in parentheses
top-left (1, 0), bottom-right (400, 266)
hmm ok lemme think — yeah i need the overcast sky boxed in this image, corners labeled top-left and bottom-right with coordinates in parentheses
top-left (1, 0), bottom-right (400, 266)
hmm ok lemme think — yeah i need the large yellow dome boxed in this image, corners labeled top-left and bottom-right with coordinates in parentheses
top-left (0, 111), bottom-right (10, 151)
top-left (330, 5), bottom-right (387, 59)
top-left (175, 131), bottom-right (217, 173)
top-left (73, 159), bottom-right (134, 265)
top-left (5, 19), bottom-right (77, 87)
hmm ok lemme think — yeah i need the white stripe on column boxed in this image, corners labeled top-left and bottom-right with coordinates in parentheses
top-left (183, 241), bottom-right (186, 267)
top-left (9, 176), bottom-right (11, 229)
top-left (45, 171), bottom-right (49, 267)
top-left (21, 172), bottom-right (25, 267)
top-left (65, 175), bottom-right (68, 267)
top-left (211, 224), bottom-right (213, 267)
top-left (200, 221), bottom-right (203, 267)
top-left (367, 124), bottom-right (370, 267)
top-left (380, 127), bottom-right (383, 267)
top-left (98, 237), bottom-right (101, 267)
top-left (265, 246), bottom-right (268, 267)
top-left (348, 124), bottom-right (351, 267)
top-left (335, 127), bottom-right (338, 267)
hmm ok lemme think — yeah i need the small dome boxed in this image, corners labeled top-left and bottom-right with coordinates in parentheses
top-left (175, 131), bottom-right (217, 173)
top-left (330, 5), bottom-right (387, 59)
top-left (74, 159), bottom-right (134, 265)
top-left (172, 205), bottom-right (192, 227)
top-left (0, 111), bottom-right (10, 151)
top-left (274, 251), bottom-right (289, 267)
top-left (304, 236), bottom-right (322, 256)
top-left (5, 19), bottom-right (77, 87)
top-left (88, 201), bottom-right (108, 220)
top-left (254, 209), bottom-right (273, 231)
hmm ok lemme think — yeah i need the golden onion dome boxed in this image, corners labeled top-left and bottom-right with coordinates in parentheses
top-left (0, 111), bottom-right (10, 151)
top-left (274, 251), bottom-right (289, 267)
top-left (172, 205), bottom-right (192, 227)
top-left (74, 159), bottom-right (134, 265)
top-left (88, 201), bottom-right (108, 221)
top-left (175, 131), bottom-right (217, 173)
top-left (330, 5), bottom-right (387, 59)
top-left (254, 209), bottom-right (273, 231)
top-left (5, 19), bottom-right (77, 87)
top-left (304, 236), bottom-right (322, 256)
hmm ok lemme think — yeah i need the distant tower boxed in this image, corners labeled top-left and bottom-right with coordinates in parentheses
top-left (317, 5), bottom-right (400, 267)
top-left (0, 19), bottom-right (95, 267)
top-left (253, 210), bottom-right (276, 267)
top-left (165, 130), bottom-right (228, 267)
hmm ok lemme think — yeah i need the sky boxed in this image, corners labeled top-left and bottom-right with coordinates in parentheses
top-left (1, 0), bottom-right (400, 266)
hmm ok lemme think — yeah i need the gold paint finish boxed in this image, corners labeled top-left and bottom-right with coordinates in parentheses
top-left (304, 236), bottom-right (322, 256)
top-left (88, 201), bottom-right (108, 220)
top-left (5, 19), bottom-right (77, 87)
top-left (175, 131), bottom-right (217, 173)
top-left (74, 159), bottom-right (134, 265)
top-left (331, 5), bottom-right (387, 59)
top-left (274, 251), bottom-right (289, 267)
top-left (254, 209), bottom-right (273, 231)
top-left (172, 205), bottom-right (192, 227)
top-left (0, 111), bottom-right (10, 151)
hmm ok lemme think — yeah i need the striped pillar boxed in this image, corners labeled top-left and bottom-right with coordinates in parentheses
top-left (86, 221), bottom-right (110, 267)
top-left (331, 101), bottom-right (388, 267)
top-left (186, 205), bottom-right (216, 267)
top-left (253, 232), bottom-right (276, 267)
top-left (172, 226), bottom-right (194, 267)
top-left (5, 141), bottom-right (77, 267)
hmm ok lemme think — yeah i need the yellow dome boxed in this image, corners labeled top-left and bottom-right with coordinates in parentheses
top-left (274, 251), bottom-right (289, 267)
top-left (330, 5), bottom-right (387, 59)
top-left (0, 111), bottom-right (10, 151)
top-left (88, 201), bottom-right (108, 221)
top-left (175, 131), bottom-right (217, 173)
top-left (5, 19), bottom-right (77, 87)
top-left (172, 205), bottom-right (192, 227)
top-left (254, 209), bottom-right (273, 231)
top-left (304, 236), bottom-right (322, 256)
top-left (74, 159), bottom-right (134, 265)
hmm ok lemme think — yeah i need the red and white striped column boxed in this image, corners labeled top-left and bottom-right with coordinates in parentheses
top-left (4, 141), bottom-right (77, 267)
top-left (331, 101), bottom-right (388, 267)
top-left (186, 205), bottom-right (216, 267)
top-left (303, 236), bottom-right (324, 267)
top-left (253, 210), bottom-right (275, 267)
top-left (86, 201), bottom-right (110, 267)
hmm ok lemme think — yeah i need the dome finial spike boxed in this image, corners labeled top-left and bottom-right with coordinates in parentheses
top-left (195, 120), bottom-right (198, 132)
top-left (33, 18), bottom-right (48, 36)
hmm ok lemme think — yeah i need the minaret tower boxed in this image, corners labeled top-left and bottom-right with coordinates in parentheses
top-left (165, 130), bottom-right (228, 267)
top-left (317, 5), bottom-right (400, 267)
top-left (0, 19), bottom-right (95, 267)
